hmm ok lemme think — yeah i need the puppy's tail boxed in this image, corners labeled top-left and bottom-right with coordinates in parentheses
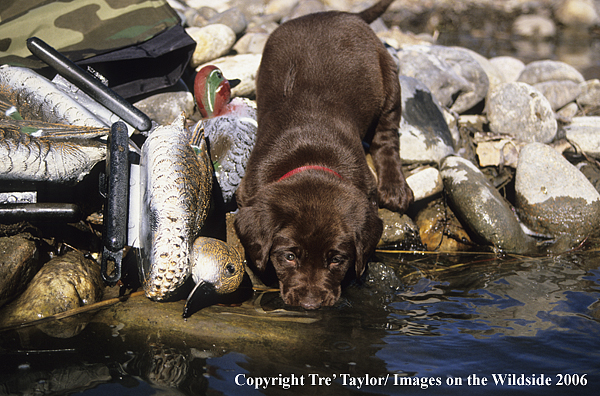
top-left (358, 0), bottom-right (395, 24)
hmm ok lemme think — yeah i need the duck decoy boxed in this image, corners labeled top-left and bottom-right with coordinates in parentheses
top-left (183, 237), bottom-right (245, 318)
top-left (193, 65), bottom-right (258, 204)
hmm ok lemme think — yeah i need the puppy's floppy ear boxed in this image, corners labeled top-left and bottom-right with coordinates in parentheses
top-left (354, 209), bottom-right (383, 276)
top-left (234, 205), bottom-right (274, 271)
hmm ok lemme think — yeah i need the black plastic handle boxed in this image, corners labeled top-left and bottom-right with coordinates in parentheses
top-left (101, 121), bottom-right (130, 285)
top-left (27, 37), bottom-right (152, 132)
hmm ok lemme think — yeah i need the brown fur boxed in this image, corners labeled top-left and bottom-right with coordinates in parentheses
top-left (235, 0), bottom-right (413, 309)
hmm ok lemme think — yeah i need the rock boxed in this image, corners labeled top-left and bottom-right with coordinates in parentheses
top-left (398, 76), bottom-right (455, 163)
top-left (183, 7), bottom-right (214, 28)
top-left (555, 0), bottom-right (599, 29)
top-left (283, 0), bottom-right (326, 22)
top-left (474, 133), bottom-right (525, 168)
top-left (233, 32), bottom-right (269, 54)
top-left (443, 106), bottom-right (461, 146)
top-left (369, 17), bottom-right (390, 34)
top-left (576, 160), bottom-right (600, 193)
top-left (517, 59), bottom-right (585, 85)
top-left (187, 24), bottom-right (237, 68)
top-left (458, 114), bottom-right (487, 131)
top-left (0, 251), bottom-right (104, 338)
top-left (186, 0), bottom-right (231, 13)
top-left (363, 261), bottom-right (403, 299)
top-left (265, 0), bottom-right (299, 20)
top-left (515, 142), bottom-right (600, 243)
top-left (0, 234), bottom-right (40, 307)
top-left (556, 102), bottom-right (579, 121)
top-left (245, 20), bottom-right (279, 35)
top-left (532, 80), bottom-right (581, 110)
top-left (487, 82), bottom-right (557, 144)
top-left (197, 54), bottom-right (262, 98)
top-left (208, 8), bottom-right (247, 34)
top-left (461, 48), bottom-right (503, 92)
top-left (90, 290), bottom-right (327, 361)
top-left (440, 155), bottom-right (532, 253)
top-left (169, 0), bottom-right (192, 20)
top-left (324, 0), bottom-right (357, 12)
top-left (377, 26), bottom-right (434, 49)
top-left (577, 79), bottom-right (600, 108)
top-left (398, 45), bottom-right (488, 113)
top-left (366, 155), bottom-right (432, 205)
top-left (512, 14), bottom-right (556, 37)
top-left (489, 56), bottom-right (525, 83)
top-left (236, 17), bottom-right (277, 54)
top-left (415, 198), bottom-right (473, 251)
top-left (406, 166), bottom-right (444, 202)
top-left (397, 45), bottom-right (471, 108)
top-left (133, 83), bottom-right (195, 125)
top-left (385, 43), bottom-right (401, 71)
top-left (563, 116), bottom-right (600, 156)
top-left (196, 6), bottom-right (219, 20)
top-left (234, 0), bottom-right (266, 21)
top-left (377, 209), bottom-right (424, 250)
top-left (430, 46), bottom-right (491, 112)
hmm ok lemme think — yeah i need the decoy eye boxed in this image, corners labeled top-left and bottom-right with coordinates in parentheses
top-left (216, 70), bottom-right (223, 79)
top-left (225, 263), bottom-right (236, 275)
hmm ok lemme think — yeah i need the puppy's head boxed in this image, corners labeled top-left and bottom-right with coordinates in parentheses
top-left (234, 175), bottom-right (382, 309)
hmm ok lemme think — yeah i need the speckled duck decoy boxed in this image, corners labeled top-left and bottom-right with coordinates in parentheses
top-left (138, 114), bottom-right (212, 301)
top-left (138, 114), bottom-right (245, 313)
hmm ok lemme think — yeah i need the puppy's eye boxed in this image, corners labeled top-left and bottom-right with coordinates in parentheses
top-left (284, 252), bottom-right (296, 262)
top-left (329, 256), bottom-right (344, 266)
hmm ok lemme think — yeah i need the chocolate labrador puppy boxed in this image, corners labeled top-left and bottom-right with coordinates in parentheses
top-left (235, 0), bottom-right (413, 309)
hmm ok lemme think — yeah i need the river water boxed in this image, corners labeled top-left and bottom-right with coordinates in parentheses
top-left (1, 245), bottom-right (599, 395)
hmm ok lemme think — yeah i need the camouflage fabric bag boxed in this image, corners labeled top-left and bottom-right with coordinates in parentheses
top-left (0, 0), bottom-right (196, 98)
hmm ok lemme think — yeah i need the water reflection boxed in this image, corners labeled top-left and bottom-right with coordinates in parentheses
top-left (387, 251), bottom-right (600, 338)
top-left (373, 250), bottom-right (600, 395)
top-left (0, 249), bottom-right (599, 395)
top-left (0, 324), bottom-right (213, 395)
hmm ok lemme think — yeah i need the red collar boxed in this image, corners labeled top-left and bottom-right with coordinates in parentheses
top-left (277, 165), bottom-right (342, 182)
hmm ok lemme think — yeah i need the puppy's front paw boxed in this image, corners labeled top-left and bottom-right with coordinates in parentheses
top-left (378, 178), bottom-right (414, 213)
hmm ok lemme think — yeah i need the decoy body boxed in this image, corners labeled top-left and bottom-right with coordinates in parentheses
top-left (193, 65), bottom-right (257, 203)
top-left (138, 114), bottom-right (212, 301)
top-left (138, 114), bottom-right (245, 315)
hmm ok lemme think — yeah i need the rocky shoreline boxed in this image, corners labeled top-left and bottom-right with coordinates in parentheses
top-left (172, 0), bottom-right (600, 254)
top-left (3, 0), bottom-right (600, 337)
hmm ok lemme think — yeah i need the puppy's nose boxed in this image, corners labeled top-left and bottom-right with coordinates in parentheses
top-left (300, 297), bottom-right (322, 310)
